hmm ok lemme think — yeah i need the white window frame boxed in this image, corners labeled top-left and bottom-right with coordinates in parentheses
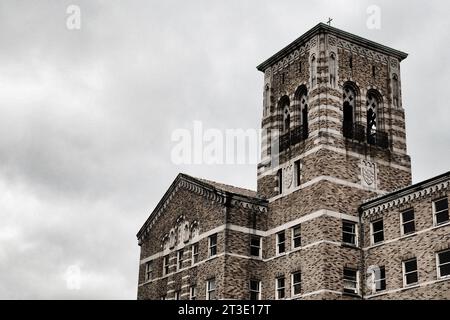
top-left (190, 285), bottom-right (197, 300)
top-left (436, 249), bottom-right (450, 279)
top-left (276, 231), bottom-right (286, 255)
top-left (206, 278), bottom-right (216, 300)
top-left (250, 236), bottom-right (262, 258)
top-left (208, 234), bottom-right (217, 257)
top-left (145, 260), bottom-right (153, 281)
top-left (191, 242), bottom-right (199, 265)
top-left (342, 220), bottom-right (358, 246)
top-left (163, 255), bottom-right (170, 276)
top-left (370, 219), bottom-right (384, 245)
top-left (402, 258), bottom-right (419, 287)
top-left (433, 197), bottom-right (449, 226)
top-left (177, 249), bottom-right (184, 271)
top-left (275, 277), bottom-right (286, 300)
top-left (343, 268), bottom-right (359, 295)
top-left (291, 272), bottom-right (302, 297)
top-left (292, 225), bottom-right (301, 249)
top-left (400, 209), bottom-right (416, 236)
top-left (370, 266), bottom-right (386, 293)
top-left (249, 280), bottom-right (261, 300)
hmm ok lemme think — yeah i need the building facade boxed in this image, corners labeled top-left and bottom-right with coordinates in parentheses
top-left (136, 23), bottom-right (450, 300)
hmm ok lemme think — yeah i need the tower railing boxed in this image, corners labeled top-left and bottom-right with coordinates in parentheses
top-left (279, 125), bottom-right (308, 152)
top-left (343, 121), bottom-right (389, 149)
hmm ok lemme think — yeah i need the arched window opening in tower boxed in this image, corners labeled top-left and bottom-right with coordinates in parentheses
top-left (342, 85), bottom-right (357, 139)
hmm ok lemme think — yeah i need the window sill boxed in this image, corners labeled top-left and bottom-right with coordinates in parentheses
top-left (342, 291), bottom-right (361, 298)
top-left (434, 221), bottom-right (450, 228)
top-left (342, 242), bottom-right (359, 249)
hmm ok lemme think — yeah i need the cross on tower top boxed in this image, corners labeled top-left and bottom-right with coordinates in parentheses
top-left (327, 17), bottom-right (333, 26)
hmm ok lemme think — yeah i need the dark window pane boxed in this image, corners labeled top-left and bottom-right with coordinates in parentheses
top-left (440, 263), bottom-right (450, 277)
top-left (402, 210), bottom-right (414, 222)
top-left (250, 247), bottom-right (260, 256)
top-left (404, 259), bottom-right (417, 272)
top-left (435, 198), bottom-right (449, 212)
top-left (293, 237), bottom-right (301, 248)
top-left (373, 220), bottom-right (383, 232)
top-left (439, 251), bottom-right (450, 264)
top-left (278, 243), bottom-right (285, 253)
top-left (250, 291), bottom-right (259, 300)
top-left (293, 273), bottom-right (301, 283)
top-left (344, 269), bottom-right (357, 279)
top-left (377, 279), bottom-right (386, 291)
top-left (406, 272), bottom-right (418, 285)
top-left (403, 221), bottom-right (416, 234)
top-left (278, 232), bottom-right (285, 242)
top-left (373, 231), bottom-right (384, 243)
top-left (436, 211), bottom-right (450, 225)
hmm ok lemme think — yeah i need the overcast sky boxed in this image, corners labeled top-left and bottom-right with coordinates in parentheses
top-left (0, 0), bottom-right (449, 299)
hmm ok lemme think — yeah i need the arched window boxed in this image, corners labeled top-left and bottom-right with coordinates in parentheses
top-left (311, 55), bottom-right (317, 87)
top-left (392, 74), bottom-right (399, 107)
top-left (343, 84), bottom-right (357, 138)
top-left (329, 53), bottom-right (337, 87)
top-left (279, 96), bottom-right (291, 133)
top-left (263, 84), bottom-right (270, 116)
top-left (366, 91), bottom-right (381, 145)
top-left (294, 85), bottom-right (309, 139)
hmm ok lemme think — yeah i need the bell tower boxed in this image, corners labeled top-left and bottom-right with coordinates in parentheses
top-left (256, 23), bottom-right (412, 299)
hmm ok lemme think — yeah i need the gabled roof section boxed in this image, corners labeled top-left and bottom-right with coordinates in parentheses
top-left (136, 173), bottom-right (266, 241)
top-left (257, 22), bottom-right (408, 72)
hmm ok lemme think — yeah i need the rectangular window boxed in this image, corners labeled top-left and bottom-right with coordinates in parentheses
top-left (145, 261), bottom-right (153, 281)
top-left (401, 209), bottom-right (416, 235)
top-left (434, 198), bottom-right (449, 225)
top-left (294, 160), bottom-right (301, 187)
top-left (371, 219), bottom-right (384, 244)
top-left (250, 236), bottom-right (261, 257)
top-left (163, 256), bottom-right (170, 276)
top-left (277, 231), bottom-right (286, 254)
top-left (403, 258), bottom-right (418, 286)
top-left (175, 290), bottom-right (181, 300)
top-left (277, 169), bottom-right (283, 195)
top-left (437, 249), bottom-right (450, 279)
top-left (276, 277), bottom-right (285, 299)
top-left (209, 234), bottom-right (217, 257)
top-left (177, 249), bottom-right (184, 271)
top-left (373, 266), bottom-right (386, 292)
top-left (192, 243), bottom-right (199, 265)
top-left (291, 272), bottom-right (301, 296)
top-left (207, 278), bottom-right (216, 300)
top-left (249, 280), bottom-right (261, 300)
top-left (292, 225), bottom-right (301, 249)
top-left (343, 268), bottom-right (358, 295)
top-left (190, 285), bottom-right (197, 300)
top-left (342, 221), bottom-right (357, 246)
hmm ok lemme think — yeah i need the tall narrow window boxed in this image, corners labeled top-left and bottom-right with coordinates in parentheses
top-left (329, 53), bottom-right (337, 87)
top-left (145, 261), bottom-right (153, 281)
top-left (366, 92), bottom-right (379, 145)
top-left (294, 160), bottom-right (301, 187)
top-left (277, 231), bottom-right (286, 254)
top-left (372, 65), bottom-right (376, 77)
top-left (373, 266), bottom-right (386, 292)
top-left (311, 55), bottom-right (317, 87)
top-left (163, 256), bottom-right (170, 276)
top-left (392, 74), bottom-right (399, 107)
top-left (349, 55), bottom-right (353, 69)
top-left (190, 285), bottom-right (197, 300)
top-left (291, 272), bottom-right (302, 296)
top-left (433, 198), bottom-right (449, 226)
top-left (403, 258), bottom-right (418, 286)
top-left (249, 280), bottom-right (261, 300)
top-left (276, 277), bottom-right (286, 299)
top-left (295, 86), bottom-right (308, 139)
top-left (175, 290), bottom-right (181, 300)
top-left (281, 72), bottom-right (286, 84)
top-left (208, 234), bottom-right (217, 257)
top-left (279, 96), bottom-right (291, 133)
top-left (342, 221), bottom-right (357, 246)
top-left (343, 85), bottom-right (356, 139)
top-left (192, 243), bottom-right (199, 265)
top-left (207, 278), bottom-right (216, 300)
top-left (298, 61), bottom-right (302, 73)
top-left (250, 236), bottom-right (261, 257)
top-left (264, 85), bottom-right (270, 117)
top-left (292, 225), bottom-right (301, 249)
top-left (437, 249), bottom-right (450, 279)
top-left (177, 249), bottom-right (184, 271)
top-left (371, 219), bottom-right (384, 245)
top-left (277, 169), bottom-right (283, 195)
top-left (401, 209), bottom-right (415, 235)
top-left (343, 268), bottom-right (358, 294)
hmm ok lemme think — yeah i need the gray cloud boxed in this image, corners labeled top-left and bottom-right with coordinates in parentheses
top-left (0, 0), bottom-right (449, 299)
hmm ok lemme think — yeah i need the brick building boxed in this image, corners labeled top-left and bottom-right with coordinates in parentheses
top-left (136, 23), bottom-right (450, 300)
